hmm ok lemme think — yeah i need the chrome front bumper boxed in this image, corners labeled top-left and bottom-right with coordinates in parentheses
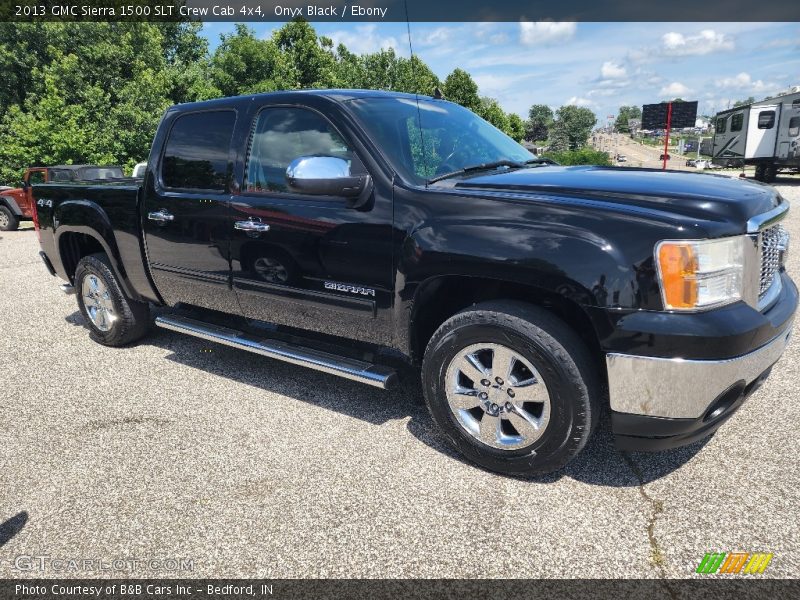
top-left (606, 325), bottom-right (793, 419)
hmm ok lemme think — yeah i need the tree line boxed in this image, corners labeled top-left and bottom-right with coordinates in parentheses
top-left (0, 20), bottom-right (599, 183)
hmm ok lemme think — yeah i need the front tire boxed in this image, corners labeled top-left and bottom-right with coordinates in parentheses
top-left (0, 205), bottom-right (19, 231)
top-left (421, 301), bottom-right (600, 476)
top-left (74, 253), bottom-right (150, 346)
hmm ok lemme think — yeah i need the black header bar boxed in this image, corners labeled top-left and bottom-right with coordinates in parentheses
top-left (3, 0), bottom-right (800, 22)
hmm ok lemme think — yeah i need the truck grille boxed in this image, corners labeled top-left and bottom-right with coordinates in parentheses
top-left (759, 223), bottom-right (788, 298)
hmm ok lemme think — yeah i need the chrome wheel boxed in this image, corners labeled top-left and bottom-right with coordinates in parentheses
top-left (445, 343), bottom-right (551, 450)
top-left (81, 274), bottom-right (116, 332)
top-left (0, 211), bottom-right (8, 228)
top-left (253, 257), bottom-right (288, 283)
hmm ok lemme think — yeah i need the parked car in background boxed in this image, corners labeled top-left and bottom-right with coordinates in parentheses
top-left (1, 165), bottom-right (124, 231)
top-left (616, 154), bottom-right (627, 162)
top-left (685, 158), bottom-right (697, 167)
top-left (660, 153), bottom-right (671, 161)
top-left (695, 159), bottom-right (712, 169)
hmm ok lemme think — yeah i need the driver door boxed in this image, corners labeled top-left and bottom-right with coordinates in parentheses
top-left (230, 105), bottom-right (394, 345)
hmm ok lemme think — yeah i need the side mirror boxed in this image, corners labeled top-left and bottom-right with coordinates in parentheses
top-left (21, 180), bottom-right (29, 191)
top-left (285, 156), bottom-right (371, 205)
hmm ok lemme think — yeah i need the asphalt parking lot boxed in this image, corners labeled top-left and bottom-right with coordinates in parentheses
top-left (1, 178), bottom-right (798, 581)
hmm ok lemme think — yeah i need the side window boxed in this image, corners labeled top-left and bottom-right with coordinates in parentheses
top-left (162, 110), bottom-right (236, 191)
top-left (731, 113), bottom-right (743, 132)
top-left (716, 117), bottom-right (727, 134)
top-left (245, 107), bottom-right (353, 194)
top-left (789, 116), bottom-right (800, 138)
top-left (28, 171), bottom-right (45, 185)
top-left (757, 111), bottom-right (775, 129)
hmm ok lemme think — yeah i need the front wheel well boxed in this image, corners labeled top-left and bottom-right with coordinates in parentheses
top-left (409, 276), bottom-right (603, 374)
top-left (59, 232), bottom-right (105, 283)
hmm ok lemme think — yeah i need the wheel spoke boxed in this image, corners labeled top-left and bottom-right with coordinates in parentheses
top-left (459, 353), bottom-right (488, 383)
top-left (478, 413), bottom-right (501, 444)
top-left (450, 385), bottom-right (481, 410)
top-left (491, 346), bottom-right (516, 381)
top-left (512, 382), bottom-right (549, 405)
top-left (507, 408), bottom-right (540, 439)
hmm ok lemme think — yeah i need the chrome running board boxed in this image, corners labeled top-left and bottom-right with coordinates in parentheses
top-left (155, 314), bottom-right (398, 390)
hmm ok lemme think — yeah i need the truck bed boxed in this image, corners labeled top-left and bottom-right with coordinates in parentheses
top-left (33, 180), bottom-right (159, 304)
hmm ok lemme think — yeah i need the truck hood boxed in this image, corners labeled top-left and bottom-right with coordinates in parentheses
top-left (452, 166), bottom-right (782, 229)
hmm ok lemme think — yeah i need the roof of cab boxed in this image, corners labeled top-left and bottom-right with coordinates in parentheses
top-left (169, 88), bottom-right (435, 112)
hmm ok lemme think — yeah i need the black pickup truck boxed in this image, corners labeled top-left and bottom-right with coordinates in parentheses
top-left (33, 90), bottom-right (796, 475)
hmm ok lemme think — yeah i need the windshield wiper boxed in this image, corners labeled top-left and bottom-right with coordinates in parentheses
top-left (427, 160), bottom-right (527, 184)
top-left (427, 158), bottom-right (554, 184)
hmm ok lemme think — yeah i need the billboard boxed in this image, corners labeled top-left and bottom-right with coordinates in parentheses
top-left (641, 101), bottom-right (698, 129)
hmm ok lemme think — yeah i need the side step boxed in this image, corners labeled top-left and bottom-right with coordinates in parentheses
top-left (155, 314), bottom-right (398, 390)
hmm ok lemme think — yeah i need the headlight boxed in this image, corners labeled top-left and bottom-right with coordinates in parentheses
top-left (655, 237), bottom-right (744, 310)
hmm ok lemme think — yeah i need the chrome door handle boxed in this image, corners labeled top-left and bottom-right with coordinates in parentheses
top-left (148, 209), bottom-right (174, 222)
top-left (234, 220), bottom-right (270, 232)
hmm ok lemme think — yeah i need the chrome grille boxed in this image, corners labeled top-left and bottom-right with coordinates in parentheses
top-left (758, 223), bottom-right (788, 297)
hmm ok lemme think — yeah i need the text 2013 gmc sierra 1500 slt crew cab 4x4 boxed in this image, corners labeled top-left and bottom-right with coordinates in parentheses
top-left (33, 90), bottom-right (796, 475)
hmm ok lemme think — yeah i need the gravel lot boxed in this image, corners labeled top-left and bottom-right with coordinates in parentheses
top-left (1, 178), bottom-right (798, 581)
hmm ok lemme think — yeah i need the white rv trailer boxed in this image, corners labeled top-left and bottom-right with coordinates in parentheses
top-left (711, 86), bottom-right (800, 181)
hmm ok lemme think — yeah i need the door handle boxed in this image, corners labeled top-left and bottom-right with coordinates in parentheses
top-left (148, 209), bottom-right (174, 222)
top-left (234, 220), bottom-right (270, 232)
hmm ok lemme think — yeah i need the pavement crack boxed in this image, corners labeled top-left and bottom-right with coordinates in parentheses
top-left (621, 452), bottom-right (676, 598)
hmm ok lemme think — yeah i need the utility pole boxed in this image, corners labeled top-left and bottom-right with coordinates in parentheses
top-left (662, 102), bottom-right (673, 171)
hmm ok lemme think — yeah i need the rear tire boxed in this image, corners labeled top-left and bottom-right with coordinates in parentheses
top-left (763, 164), bottom-right (777, 183)
top-left (74, 253), bottom-right (150, 346)
top-left (0, 205), bottom-right (19, 231)
top-left (421, 300), bottom-right (600, 476)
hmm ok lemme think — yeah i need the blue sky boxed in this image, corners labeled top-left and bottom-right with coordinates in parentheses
top-left (199, 21), bottom-right (800, 121)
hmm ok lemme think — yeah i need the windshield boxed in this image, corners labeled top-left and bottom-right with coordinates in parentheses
top-left (346, 97), bottom-right (535, 185)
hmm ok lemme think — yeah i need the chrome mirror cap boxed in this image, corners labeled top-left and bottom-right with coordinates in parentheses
top-left (286, 156), bottom-right (351, 180)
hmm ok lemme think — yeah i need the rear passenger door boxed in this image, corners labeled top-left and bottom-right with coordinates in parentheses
top-left (143, 109), bottom-right (240, 313)
top-left (229, 105), bottom-right (394, 344)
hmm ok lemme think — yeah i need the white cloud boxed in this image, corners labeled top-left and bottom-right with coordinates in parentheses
top-left (566, 96), bottom-right (593, 107)
top-left (661, 29), bottom-right (734, 56)
top-left (519, 21), bottom-right (576, 46)
top-left (660, 82), bottom-right (691, 96)
top-left (416, 26), bottom-right (454, 47)
top-left (600, 61), bottom-right (627, 79)
top-left (714, 72), bottom-right (777, 93)
top-left (327, 24), bottom-right (401, 55)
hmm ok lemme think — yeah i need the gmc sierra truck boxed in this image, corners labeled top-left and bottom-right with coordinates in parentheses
top-left (33, 90), bottom-right (796, 476)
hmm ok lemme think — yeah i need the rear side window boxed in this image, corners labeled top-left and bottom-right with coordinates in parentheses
top-left (716, 117), bottom-right (726, 134)
top-left (162, 111), bottom-right (236, 191)
top-left (731, 113), bottom-right (743, 132)
top-left (757, 111), bottom-right (775, 129)
top-left (245, 107), bottom-right (353, 194)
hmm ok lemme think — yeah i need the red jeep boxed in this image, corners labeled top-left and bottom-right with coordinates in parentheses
top-left (0, 165), bottom-right (123, 231)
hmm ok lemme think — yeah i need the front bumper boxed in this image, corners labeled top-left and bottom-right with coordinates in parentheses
top-left (607, 273), bottom-right (797, 451)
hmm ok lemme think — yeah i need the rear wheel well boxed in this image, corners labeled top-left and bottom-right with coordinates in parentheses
top-left (59, 232), bottom-right (105, 283)
top-left (410, 276), bottom-right (603, 374)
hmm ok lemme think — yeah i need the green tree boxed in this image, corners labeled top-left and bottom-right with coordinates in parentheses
top-left (549, 105), bottom-right (597, 151)
top-left (506, 113), bottom-right (526, 142)
top-left (614, 105), bottom-right (642, 133)
top-left (442, 68), bottom-right (480, 112)
top-left (477, 97), bottom-right (508, 132)
top-left (525, 104), bottom-right (553, 142)
top-left (209, 24), bottom-right (289, 96)
top-left (273, 19), bottom-right (338, 88)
